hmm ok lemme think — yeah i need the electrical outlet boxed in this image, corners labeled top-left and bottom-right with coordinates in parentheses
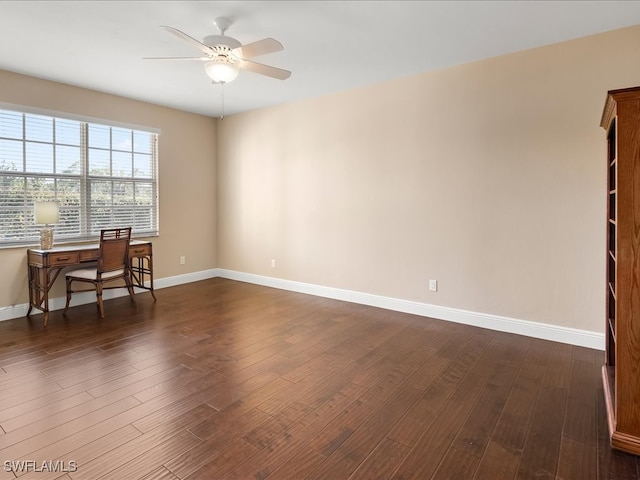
top-left (180, 256), bottom-right (186, 265)
top-left (429, 279), bottom-right (438, 292)
top-left (271, 259), bottom-right (276, 268)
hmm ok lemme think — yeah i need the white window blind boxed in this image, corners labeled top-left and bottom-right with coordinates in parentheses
top-left (0, 108), bottom-right (159, 247)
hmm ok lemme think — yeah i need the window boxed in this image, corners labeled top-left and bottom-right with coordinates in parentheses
top-left (0, 107), bottom-right (159, 247)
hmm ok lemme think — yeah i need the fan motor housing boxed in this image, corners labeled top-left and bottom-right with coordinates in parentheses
top-left (202, 35), bottom-right (241, 50)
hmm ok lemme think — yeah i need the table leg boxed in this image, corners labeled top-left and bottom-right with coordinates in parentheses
top-left (26, 265), bottom-right (62, 327)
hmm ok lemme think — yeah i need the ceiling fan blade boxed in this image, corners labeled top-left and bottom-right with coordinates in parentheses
top-left (160, 25), bottom-right (213, 56)
top-left (143, 56), bottom-right (210, 61)
top-left (237, 38), bottom-right (283, 58)
top-left (239, 60), bottom-right (291, 80)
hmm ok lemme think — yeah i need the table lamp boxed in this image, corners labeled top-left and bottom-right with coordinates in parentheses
top-left (34, 201), bottom-right (60, 250)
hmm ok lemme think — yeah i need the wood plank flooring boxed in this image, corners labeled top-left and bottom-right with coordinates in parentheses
top-left (0, 277), bottom-right (637, 479)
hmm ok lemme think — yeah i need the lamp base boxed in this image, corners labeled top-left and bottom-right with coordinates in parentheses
top-left (40, 226), bottom-right (54, 250)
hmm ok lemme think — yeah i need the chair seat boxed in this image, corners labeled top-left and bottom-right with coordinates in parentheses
top-left (66, 268), bottom-right (125, 281)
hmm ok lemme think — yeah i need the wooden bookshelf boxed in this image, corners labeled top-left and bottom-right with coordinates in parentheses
top-left (600, 86), bottom-right (640, 455)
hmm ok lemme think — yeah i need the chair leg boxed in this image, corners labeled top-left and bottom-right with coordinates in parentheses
top-left (125, 273), bottom-right (136, 305)
top-left (63, 278), bottom-right (73, 315)
top-left (96, 283), bottom-right (105, 319)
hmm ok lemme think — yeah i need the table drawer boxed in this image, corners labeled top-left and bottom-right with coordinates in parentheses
top-left (47, 252), bottom-right (80, 266)
top-left (129, 244), bottom-right (151, 257)
top-left (79, 250), bottom-right (99, 262)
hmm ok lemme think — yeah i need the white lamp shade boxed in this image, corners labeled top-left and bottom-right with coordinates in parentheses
top-left (205, 61), bottom-right (240, 84)
top-left (34, 201), bottom-right (60, 225)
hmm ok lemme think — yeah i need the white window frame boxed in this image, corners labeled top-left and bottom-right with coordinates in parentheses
top-left (0, 103), bottom-right (160, 248)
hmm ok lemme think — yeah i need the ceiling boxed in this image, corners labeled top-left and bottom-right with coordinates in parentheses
top-left (2, 1), bottom-right (640, 119)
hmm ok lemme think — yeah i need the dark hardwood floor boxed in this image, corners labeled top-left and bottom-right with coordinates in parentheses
top-left (0, 277), bottom-right (637, 479)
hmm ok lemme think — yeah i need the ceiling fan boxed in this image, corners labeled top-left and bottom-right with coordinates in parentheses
top-left (145, 17), bottom-right (291, 84)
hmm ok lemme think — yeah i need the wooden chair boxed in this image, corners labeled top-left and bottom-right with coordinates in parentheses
top-left (63, 227), bottom-right (136, 318)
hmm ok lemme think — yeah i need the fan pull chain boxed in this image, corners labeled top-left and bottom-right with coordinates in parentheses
top-left (220, 83), bottom-right (225, 120)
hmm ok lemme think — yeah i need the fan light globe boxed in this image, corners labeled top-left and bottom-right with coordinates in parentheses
top-left (205, 61), bottom-right (240, 84)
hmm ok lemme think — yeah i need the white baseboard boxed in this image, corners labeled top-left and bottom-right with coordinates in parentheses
top-left (0, 267), bottom-right (604, 351)
top-left (215, 269), bottom-right (605, 351)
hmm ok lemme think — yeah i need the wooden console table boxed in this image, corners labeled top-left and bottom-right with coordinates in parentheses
top-left (27, 241), bottom-right (156, 326)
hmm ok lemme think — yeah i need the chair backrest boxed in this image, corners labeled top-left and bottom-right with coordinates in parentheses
top-left (98, 227), bottom-right (132, 274)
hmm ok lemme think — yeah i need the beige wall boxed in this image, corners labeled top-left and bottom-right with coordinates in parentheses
top-left (217, 25), bottom-right (640, 334)
top-left (3, 25), bottom-right (640, 336)
top-left (0, 70), bottom-right (217, 307)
